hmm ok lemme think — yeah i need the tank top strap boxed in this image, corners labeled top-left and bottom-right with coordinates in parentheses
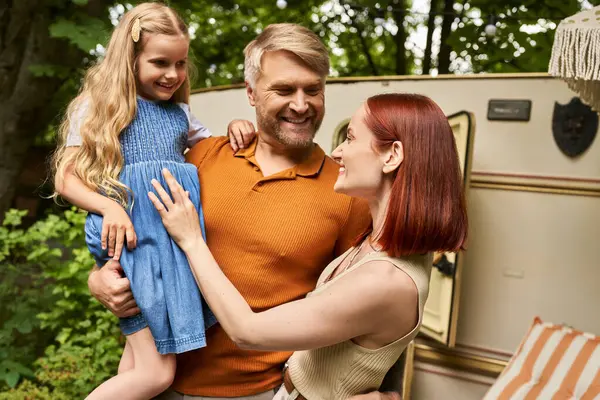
top-left (340, 252), bottom-right (430, 282)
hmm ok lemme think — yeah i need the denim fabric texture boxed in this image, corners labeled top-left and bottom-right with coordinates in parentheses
top-left (85, 96), bottom-right (217, 354)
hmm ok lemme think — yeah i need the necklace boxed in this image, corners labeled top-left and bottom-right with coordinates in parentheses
top-left (346, 240), bottom-right (366, 269)
top-left (326, 237), bottom-right (381, 283)
top-left (367, 237), bottom-right (380, 252)
top-left (346, 236), bottom-right (380, 269)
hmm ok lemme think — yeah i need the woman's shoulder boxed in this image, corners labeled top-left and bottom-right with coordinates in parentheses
top-left (358, 258), bottom-right (420, 296)
top-left (374, 253), bottom-right (432, 289)
top-left (322, 258), bottom-right (418, 306)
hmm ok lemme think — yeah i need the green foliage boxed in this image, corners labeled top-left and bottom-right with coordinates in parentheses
top-left (29, 64), bottom-right (73, 79)
top-left (175, 0), bottom-right (417, 86)
top-left (0, 380), bottom-right (59, 400)
top-left (50, 17), bottom-right (108, 53)
top-left (0, 209), bottom-right (122, 398)
top-left (25, 1), bottom-right (112, 146)
top-left (450, 0), bottom-right (584, 73)
top-left (174, 0), bottom-right (585, 84)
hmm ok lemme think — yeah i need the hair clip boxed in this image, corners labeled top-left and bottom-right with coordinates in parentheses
top-left (131, 18), bottom-right (141, 43)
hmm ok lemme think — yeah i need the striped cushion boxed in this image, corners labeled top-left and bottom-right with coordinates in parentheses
top-left (484, 317), bottom-right (600, 400)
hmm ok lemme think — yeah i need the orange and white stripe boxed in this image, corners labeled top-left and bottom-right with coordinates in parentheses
top-left (484, 317), bottom-right (600, 400)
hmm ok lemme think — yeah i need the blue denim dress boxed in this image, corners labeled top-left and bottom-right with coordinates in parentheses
top-left (85, 97), bottom-right (216, 354)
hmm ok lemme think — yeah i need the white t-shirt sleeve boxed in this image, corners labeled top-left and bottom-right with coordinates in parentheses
top-left (65, 100), bottom-right (89, 147)
top-left (178, 103), bottom-right (211, 147)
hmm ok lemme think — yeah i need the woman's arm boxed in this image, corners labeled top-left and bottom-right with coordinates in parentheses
top-left (56, 147), bottom-right (136, 258)
top-left (185, 240), bottom-right (410, 351)
top-left (148, 169), bottom-right (417, 352)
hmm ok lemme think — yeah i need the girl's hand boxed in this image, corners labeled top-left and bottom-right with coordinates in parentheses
top-left (227, 119), bottom-right (256, 152)
top-left (148, 169), bottom-right (203, 251)
top-left (101, 203), bottom-right (137, 260)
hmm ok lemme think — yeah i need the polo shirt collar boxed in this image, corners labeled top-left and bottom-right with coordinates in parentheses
top-left (235, 137), bottom-right (326, 177)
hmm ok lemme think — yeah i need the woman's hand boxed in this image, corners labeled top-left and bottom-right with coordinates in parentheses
top-left (100, 202), bottom-right (137, 260)
top-left (147, 168), bottom-right (203, 251)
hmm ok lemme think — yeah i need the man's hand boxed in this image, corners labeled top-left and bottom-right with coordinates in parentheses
top-left (88, 260), bottom-right (140, 318)
top-left (348, 392), bottom-right (402, 400)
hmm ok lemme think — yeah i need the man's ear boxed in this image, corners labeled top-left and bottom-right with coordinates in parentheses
top-left (382, 141), bottom-right (403, 174)
top-left (246, 82), bottom-right (256, 107)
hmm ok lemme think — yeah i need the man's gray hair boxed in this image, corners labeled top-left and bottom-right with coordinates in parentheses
top-left (243, 23), bottom-right (330, 88)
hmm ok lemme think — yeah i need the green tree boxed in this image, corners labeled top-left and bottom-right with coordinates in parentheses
top-left (0, 0), bottom-right (112, 218)
top-left (169, 0), bottom-right (416, 82)
top-left (444, 0), bottom-right (585, 73)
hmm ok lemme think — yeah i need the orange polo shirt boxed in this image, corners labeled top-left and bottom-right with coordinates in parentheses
top-left (173, 136), bottom-right (370, 397)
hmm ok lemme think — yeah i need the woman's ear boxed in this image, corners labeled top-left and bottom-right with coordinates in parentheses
top-left (382, 141), bottom-right (403, 174)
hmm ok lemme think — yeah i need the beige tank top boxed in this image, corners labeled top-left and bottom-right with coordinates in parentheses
top-left (286, 248), bottom-right (432, 400)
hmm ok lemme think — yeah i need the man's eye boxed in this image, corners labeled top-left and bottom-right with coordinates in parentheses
top-left (276, 89), bottom-right (293, 95)
top-left (306, 88), bottom-right (320, 95)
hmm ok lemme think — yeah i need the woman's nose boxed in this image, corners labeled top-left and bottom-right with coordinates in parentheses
top-left (331, 143), bottom-right (343, 162)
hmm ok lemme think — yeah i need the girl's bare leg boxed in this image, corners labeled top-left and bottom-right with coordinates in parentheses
top-left (118, 340), bottom-right (135, 374)
top-left (86, 327), bottom-right (176, 400)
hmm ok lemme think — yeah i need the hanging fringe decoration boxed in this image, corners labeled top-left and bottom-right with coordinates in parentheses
top-left (549, 6), bottom-right (600, 112)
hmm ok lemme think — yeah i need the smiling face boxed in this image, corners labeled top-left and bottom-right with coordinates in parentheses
top-left (332, 104), bottom-right (391, 199)
top-left (246, 50), bottom-right (325, 148)
top-left (136, 33), bottom-right (189, 102)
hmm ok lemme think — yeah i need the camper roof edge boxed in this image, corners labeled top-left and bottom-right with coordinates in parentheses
top-left (191, 72), bottom-right (552, 94)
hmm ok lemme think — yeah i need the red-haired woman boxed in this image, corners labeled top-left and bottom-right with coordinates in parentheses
top-left (149, 93), bottom-right (468, 400)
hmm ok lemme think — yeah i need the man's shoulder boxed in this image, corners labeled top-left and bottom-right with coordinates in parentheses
top-left (185, 136), bottom-right (230, 166)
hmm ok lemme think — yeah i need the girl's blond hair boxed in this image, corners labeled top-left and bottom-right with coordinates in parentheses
top-left (52, 2), bottom-right (191, 207)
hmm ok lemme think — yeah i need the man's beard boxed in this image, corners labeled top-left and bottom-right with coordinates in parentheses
top-left (256, 106), bottom-right (323, 149)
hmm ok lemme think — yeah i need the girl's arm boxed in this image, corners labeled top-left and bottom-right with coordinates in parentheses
top-left (148, 169), bottom-right (417, 352)
top-left (56, 147), bottom-right (136, 259)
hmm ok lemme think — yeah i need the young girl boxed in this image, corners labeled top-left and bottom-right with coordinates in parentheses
top-left (53, 3), bottom-right (253, 399)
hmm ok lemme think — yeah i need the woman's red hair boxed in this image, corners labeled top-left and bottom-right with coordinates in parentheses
top-left (363, 93), bottom-right (468, 257)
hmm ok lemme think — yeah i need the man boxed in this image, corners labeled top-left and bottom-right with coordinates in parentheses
top-left (88, 23), bottom-right (399, 400)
